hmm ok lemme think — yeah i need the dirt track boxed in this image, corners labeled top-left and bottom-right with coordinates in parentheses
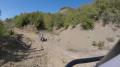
top-left (2, 23), bottom-right (119, 67)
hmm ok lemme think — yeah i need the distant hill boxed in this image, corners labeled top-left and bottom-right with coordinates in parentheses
top-left (59, 7), bottom-right (74, 13)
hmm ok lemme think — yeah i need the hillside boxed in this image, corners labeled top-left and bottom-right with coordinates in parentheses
top-left (4, 0), bottom-right (120, 31)
top-left (0, 0), bottom-right (120, 67)
top-left (0, 22), bottom-right (119, 67)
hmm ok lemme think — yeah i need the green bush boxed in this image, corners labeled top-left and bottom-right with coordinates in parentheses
top-left (14, 14), bottom-right (30, 28)
top-left (95, 0), bottom-right (120, 25)
top-left (81, 19), bottom-right (94, 30)
top-left (78, 5), bottom-right (97, 29)
top-left (52, 14), bottom-right (64, 29)
top-left (43, 14), bottom-right (54, 31)
top-left (28, 12), bottom-right (44, 30)
top-left (0, 22), bottom-right (7, 36)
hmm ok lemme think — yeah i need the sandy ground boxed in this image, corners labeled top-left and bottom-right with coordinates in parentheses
top-left (1, 23), bottom-right (120, 67)
top-left (41, 23), bottom-right (120, 67)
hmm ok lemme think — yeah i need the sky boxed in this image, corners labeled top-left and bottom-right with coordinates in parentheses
top-left (0, 0), bottom-right (93, 20)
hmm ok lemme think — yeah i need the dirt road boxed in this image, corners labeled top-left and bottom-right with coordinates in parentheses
top-left (12, 23), bottom-right (120, 67)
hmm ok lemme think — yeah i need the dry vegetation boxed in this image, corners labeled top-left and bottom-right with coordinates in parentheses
top-left (92, 41), bottom-right (105, 50)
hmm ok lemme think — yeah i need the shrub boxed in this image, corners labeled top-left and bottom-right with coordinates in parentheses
top-left (14, 14), bottom-right (30, 28)
top-left (81, 19), bottom-right (94, 30)
top-left (62, 10), bottom-right (74, 28)
top-left (0, 22), bottom-right (7, 37)
top-left (52, 14), bottom-right (64, 29)
top-left (43, 14), bottom-right (54, 31)
top-left (92, 41), bottom-right (105, 50)
top-left (95, 0), bottom-right (120, 25)
top-left (29, 12), bottom-right (45, 30)
top-left (78, 5), bottom-right (98, 30)
top-left (98, 41), bottom-right (104, 50)
top-left (92, 41), bottom-right (97, 47)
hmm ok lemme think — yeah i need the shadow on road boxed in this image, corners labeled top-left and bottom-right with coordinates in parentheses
top-left (0, 34), bottom-right (31, 66)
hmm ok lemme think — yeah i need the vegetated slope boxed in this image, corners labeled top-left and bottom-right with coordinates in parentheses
top-left (0, 20), bottom-right (48, 67)
top-left (0, 28), bottom-right (48, 67)
top-left (5, 0), bottom-right (120, 31)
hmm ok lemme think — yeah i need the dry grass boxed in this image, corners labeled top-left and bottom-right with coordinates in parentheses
top-left (92, 41), bottom-right (105, 50)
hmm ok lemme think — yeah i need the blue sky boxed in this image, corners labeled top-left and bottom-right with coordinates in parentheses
top-left (0, 0), bottom-right (93, 19)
